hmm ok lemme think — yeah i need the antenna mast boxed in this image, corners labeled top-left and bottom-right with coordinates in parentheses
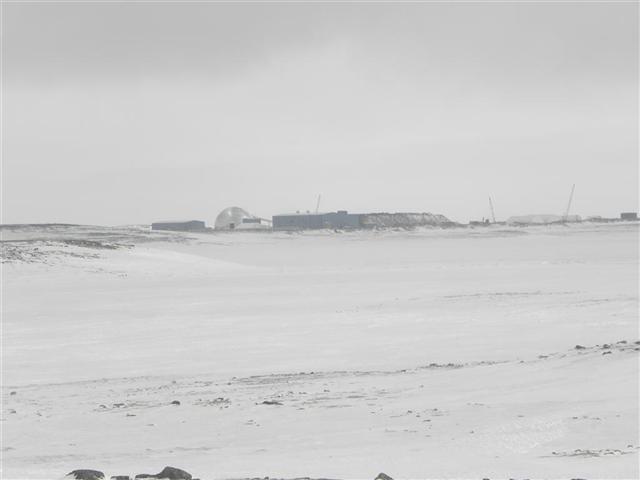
top-left (315, 194), bottom-right (321, 214)
top-left (563, 184), bottom-right (575, 221)
top-left (488, 196), bottom-right (496, 223)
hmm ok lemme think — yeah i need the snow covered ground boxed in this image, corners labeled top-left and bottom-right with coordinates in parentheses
top-left (1, 223), bottom-right (638, 479)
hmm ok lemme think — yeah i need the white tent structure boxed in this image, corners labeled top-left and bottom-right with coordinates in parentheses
top-left (214, 207), bottom-right (270, 231)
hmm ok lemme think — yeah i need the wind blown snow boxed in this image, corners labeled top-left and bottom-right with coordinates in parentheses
top-left (1, 223), bottom-right (638, 479)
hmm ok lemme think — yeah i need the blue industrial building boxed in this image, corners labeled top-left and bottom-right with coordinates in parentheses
top-left (272, 210), bottom-right (363, 231)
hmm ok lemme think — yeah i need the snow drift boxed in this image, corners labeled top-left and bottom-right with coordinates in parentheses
top-left (361, 212), bottom-right (453, 228)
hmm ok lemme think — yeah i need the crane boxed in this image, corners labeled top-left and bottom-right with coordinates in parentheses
top-left (488, 196), bottom-right (496, 223)
top-left (563, 184), bottom-right (575, 222)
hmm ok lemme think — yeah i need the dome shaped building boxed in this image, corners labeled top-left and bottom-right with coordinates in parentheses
top-left (214, 206), bottom-right (269, 230)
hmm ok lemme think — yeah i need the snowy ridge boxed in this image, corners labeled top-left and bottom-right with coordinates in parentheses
top-left (361, 212), bottom-right (453, 228)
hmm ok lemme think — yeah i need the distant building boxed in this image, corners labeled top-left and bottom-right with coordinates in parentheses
top-left (585, 216), bottom-right (614, 223)
top-left (620, 212), bottom-right (638, 221)
top-left (469, 219), bottom-right (491, 227)
top-left (151, 220), bottom-right (206, 231)
top-left (273, 210), bottom-right (453, 230)
top-left (273, 210), bottom-right (363, 231)
top-left (507, 214), bottom-right (581, 225)
top-left (215, 206), bottom-right (270, 230)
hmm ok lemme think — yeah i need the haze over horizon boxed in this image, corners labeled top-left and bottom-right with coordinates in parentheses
top-left (2, 2), bottom-right (638, 225)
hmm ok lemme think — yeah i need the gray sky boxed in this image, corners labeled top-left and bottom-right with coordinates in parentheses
top-left (2, 1), bottom-right (638, 224)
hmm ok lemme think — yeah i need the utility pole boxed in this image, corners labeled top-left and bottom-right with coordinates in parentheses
top-left (489, 196), bottom-right (496, 223)
top-left (563, 184), bottom-right (575, 221)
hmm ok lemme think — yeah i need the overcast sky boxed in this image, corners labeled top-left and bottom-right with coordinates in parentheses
top-left (2, 1), bottom-right (638, 224)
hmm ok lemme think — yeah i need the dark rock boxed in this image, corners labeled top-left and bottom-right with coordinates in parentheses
top-left (170, 400), bottom-right (181, 406)
top-left (136, 467), bottom-right (191, 480)
top-left (67, 470), bottom-right (105, 480)
top-left (574, 345), bottom-right (586, 350)
top-left (111, 476), bottom-right (131, 480)
top-left (62, 239), bottom-right (120, 250)
top-left (602, 351), bottom-right (612, 355)
top-left (156, 467), bottom-right (192, 480)
top-left (261, 400), bottom-right (283, 405)
top-left (375, 474), bottom-right (393, 480)
top-left (9, 391), bottom-right (16, 395)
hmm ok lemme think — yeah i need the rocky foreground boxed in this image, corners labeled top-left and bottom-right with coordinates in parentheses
top-left (64, 467), bottom-right (597, 480)
top-left (65, 468), bottom-right (394, 480)
top-left (4, 224), bottom-right (638, 478)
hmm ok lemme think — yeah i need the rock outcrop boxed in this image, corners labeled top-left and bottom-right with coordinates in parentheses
top-left (135, 467), bottom-right (192, 480)
top-left (374, 473), bottom-right (394, 480)
top-left (66, 470), bottom-right (105, 480)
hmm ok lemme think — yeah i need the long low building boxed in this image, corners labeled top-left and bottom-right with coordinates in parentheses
top-left (273, 211), bottom-right (363, 231)
top-left (151, 220), bottom-right (206, 231)
top-left (273, 210), bottom-right (453, 231)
